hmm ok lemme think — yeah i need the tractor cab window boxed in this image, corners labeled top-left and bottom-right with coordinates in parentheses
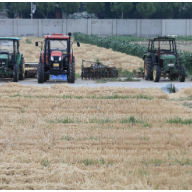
top-left (50, 40), bottom-right (67, 52)
top-left (0, 40), bottom-right (14, 54)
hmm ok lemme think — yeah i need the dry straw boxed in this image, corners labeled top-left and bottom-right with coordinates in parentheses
top-left (0, 83), bottom-right (192, 189)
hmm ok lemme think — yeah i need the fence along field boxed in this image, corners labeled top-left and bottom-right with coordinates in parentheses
top-left (0, 83), bottom-right (192, 189)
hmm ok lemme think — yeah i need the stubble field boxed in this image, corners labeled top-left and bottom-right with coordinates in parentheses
top-left (0, 83), bottom-right (192, 189)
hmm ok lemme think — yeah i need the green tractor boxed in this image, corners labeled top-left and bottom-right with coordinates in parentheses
top-left (0, 37), bottom-right (25, 82)
top-left (143, 36), bottom-right (185, 82)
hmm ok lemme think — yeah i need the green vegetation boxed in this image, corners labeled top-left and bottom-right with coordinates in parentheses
top-left (26, 39), bottom-right (31, 44)
top-left (166, 117), bottom-right (192, 125)
top-left (36, 2), bottom-right (55, 19)
top-left (42, 158), bottom-right (49, 167)
top-left (121, 116), bottom-right (151, 128)
top-left (8, 2), bottom-right (30, 18)
top-left (59, 2), bottom-right (80, 16)
top-left (84, 2), bottom-right (105, 15)
top-left (74, 32), bottom-right (148, 59)
top-left (75, 73), bottom-right (81, 78)
top-left (136, 2), bottom-right (156, 19)
top-left (111, 2), bottom-right (133, 19)
top-left (139, 168), bottom-right (148, 176)
top-left (47, 117), bottom-right (78, 124)
top-left (83, 157), bottom-right (105, 166)
top-left (61, 135), bottom-right (71, 141)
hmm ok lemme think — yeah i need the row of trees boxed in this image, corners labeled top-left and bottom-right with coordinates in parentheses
top-left (1, 2), bottom-right (192, 19)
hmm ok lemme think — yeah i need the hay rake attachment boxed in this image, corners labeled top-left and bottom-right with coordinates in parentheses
top-left (81, 59), bottom-right (118, 80)
top-left (25, 63), bottom-right (38, 78)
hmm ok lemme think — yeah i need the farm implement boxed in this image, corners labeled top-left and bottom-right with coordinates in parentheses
top-left (143, 36), bottom-right (185, 82)
top-left (81, 59), bottom-right (118, 79)
top-left (0, 37), bottom-right (25, 82)
top-left (35, 33), bottom-right (80, 83)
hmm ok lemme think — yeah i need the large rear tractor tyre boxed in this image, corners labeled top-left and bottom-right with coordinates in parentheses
top-left (144, 58), bottom-right (153, 80)
top-left (179, 65), bottom-right (185, 82)
top-left (68, 59), bottom-right (75, 83)
top-left (153, 66), bottom-right (161, 82)
top-left (13, 64), bottom-right (19, 82)
top-left (19, 57), bottom-right (25, 80)
top-left (37, 63), bottom-right (44, 84)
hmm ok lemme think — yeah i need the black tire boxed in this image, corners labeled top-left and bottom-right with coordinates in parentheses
top-left (153, 66), bottom-right (161, 82)
top-left (179, 65), bottom-right (185, 82)
top-left (144, 58), bottom-right (153, 80)
top-left (68, 58), bottom-right (75, 83)
top-left (37, 63), bottom-right (44, 83)
top-left (19, 57), bottom-right (25, 80)
top-left (13, 64), bottom-right (19, 82)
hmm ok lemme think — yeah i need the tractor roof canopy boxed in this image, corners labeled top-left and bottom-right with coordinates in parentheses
top-left (149, 36), bottom-right (175, 41)
top-left (44, 34), bottom-right (69, 40)
top-left (0, 37), bottom-right (20, 40)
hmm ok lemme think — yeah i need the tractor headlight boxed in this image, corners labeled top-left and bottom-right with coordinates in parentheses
top-left (59, 56), bottom-right (61, 61)
top-left (51, 56), bottom-right (54, 61)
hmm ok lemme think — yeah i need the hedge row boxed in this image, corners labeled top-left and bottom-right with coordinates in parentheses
top-left (74, 32), bottom-right (192, 72)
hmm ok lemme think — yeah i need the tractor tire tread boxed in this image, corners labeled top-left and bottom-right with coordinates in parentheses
top-left (13, 64), bottom-right (19, 82)
top-left (19, 57), bottom-right (25, 80)
top-left (68, 58), bottom-right (75, 83)
top-left (37, 63), bottom-right (44, 83)
top-left (179, 65), bottom-right (185, 82)
top-left (144, 58), bottom-right (153, 80)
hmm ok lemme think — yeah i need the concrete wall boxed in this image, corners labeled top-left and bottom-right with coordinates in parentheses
top-left (0, 19), bottom-right (192, 37)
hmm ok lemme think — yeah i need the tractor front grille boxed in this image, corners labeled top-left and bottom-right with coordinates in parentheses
top-left (53, 56), bottom-right (60, 62)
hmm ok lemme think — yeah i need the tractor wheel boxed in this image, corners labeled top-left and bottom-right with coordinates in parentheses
top-left (68, 60), bottom-right (75, 83)
top-left (153, 66), bottom-right (161, 82)
top-left (179, 65), bottom-right (185, 82)
top-left (37, 63), bottom-right (44, 83)
top-left (144, 58), bottom-right (153, 80)
top-left (13, 64), bottom-right (19, 82)
top-left (19, 57), bottom-right (25, 80)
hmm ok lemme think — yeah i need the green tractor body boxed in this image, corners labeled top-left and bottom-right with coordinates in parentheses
top-left (143, 36), bottom-right (185, 82)
top-left (0, 37), bottom-right (25, 82)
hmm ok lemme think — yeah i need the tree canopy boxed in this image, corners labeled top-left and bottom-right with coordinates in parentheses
top-left (110, 2), bottom-right (133, 19)
top-left (154, 2), bottom-right (182, 19)
top-left (8, 2), bottom-right (30, 18)
top-left (136, 2), bottom-right (156, 19)
top-left (59, 2), bottom-right (80, 16)
top-left (36, 2), bottom-right (55, 19)
top-left (84, 2), bottom-right (105, 15)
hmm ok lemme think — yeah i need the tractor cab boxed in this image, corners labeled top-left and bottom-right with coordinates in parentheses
top-left (143, 36), bottom-right (185, 82)
top-left (35, 33), bottom-right (80, 83)
top-left (147, 37), bottom-right (177, 68)
top-left (0, 37), bottom-right (25, 82)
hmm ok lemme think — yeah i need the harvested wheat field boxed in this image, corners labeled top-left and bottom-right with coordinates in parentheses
top-left (19, 37), bottom-right (143, 74)
top-left (0, 83), bottom-right (192, 189)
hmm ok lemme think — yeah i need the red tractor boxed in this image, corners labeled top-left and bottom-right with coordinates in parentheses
top-left (35, 33), bottom-right (80, 83)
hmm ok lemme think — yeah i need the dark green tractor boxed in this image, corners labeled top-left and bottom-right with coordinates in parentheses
top-left (143, 36), bottom-right (185, 82)
top-left (0, 37), bottom-right (25, 82)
